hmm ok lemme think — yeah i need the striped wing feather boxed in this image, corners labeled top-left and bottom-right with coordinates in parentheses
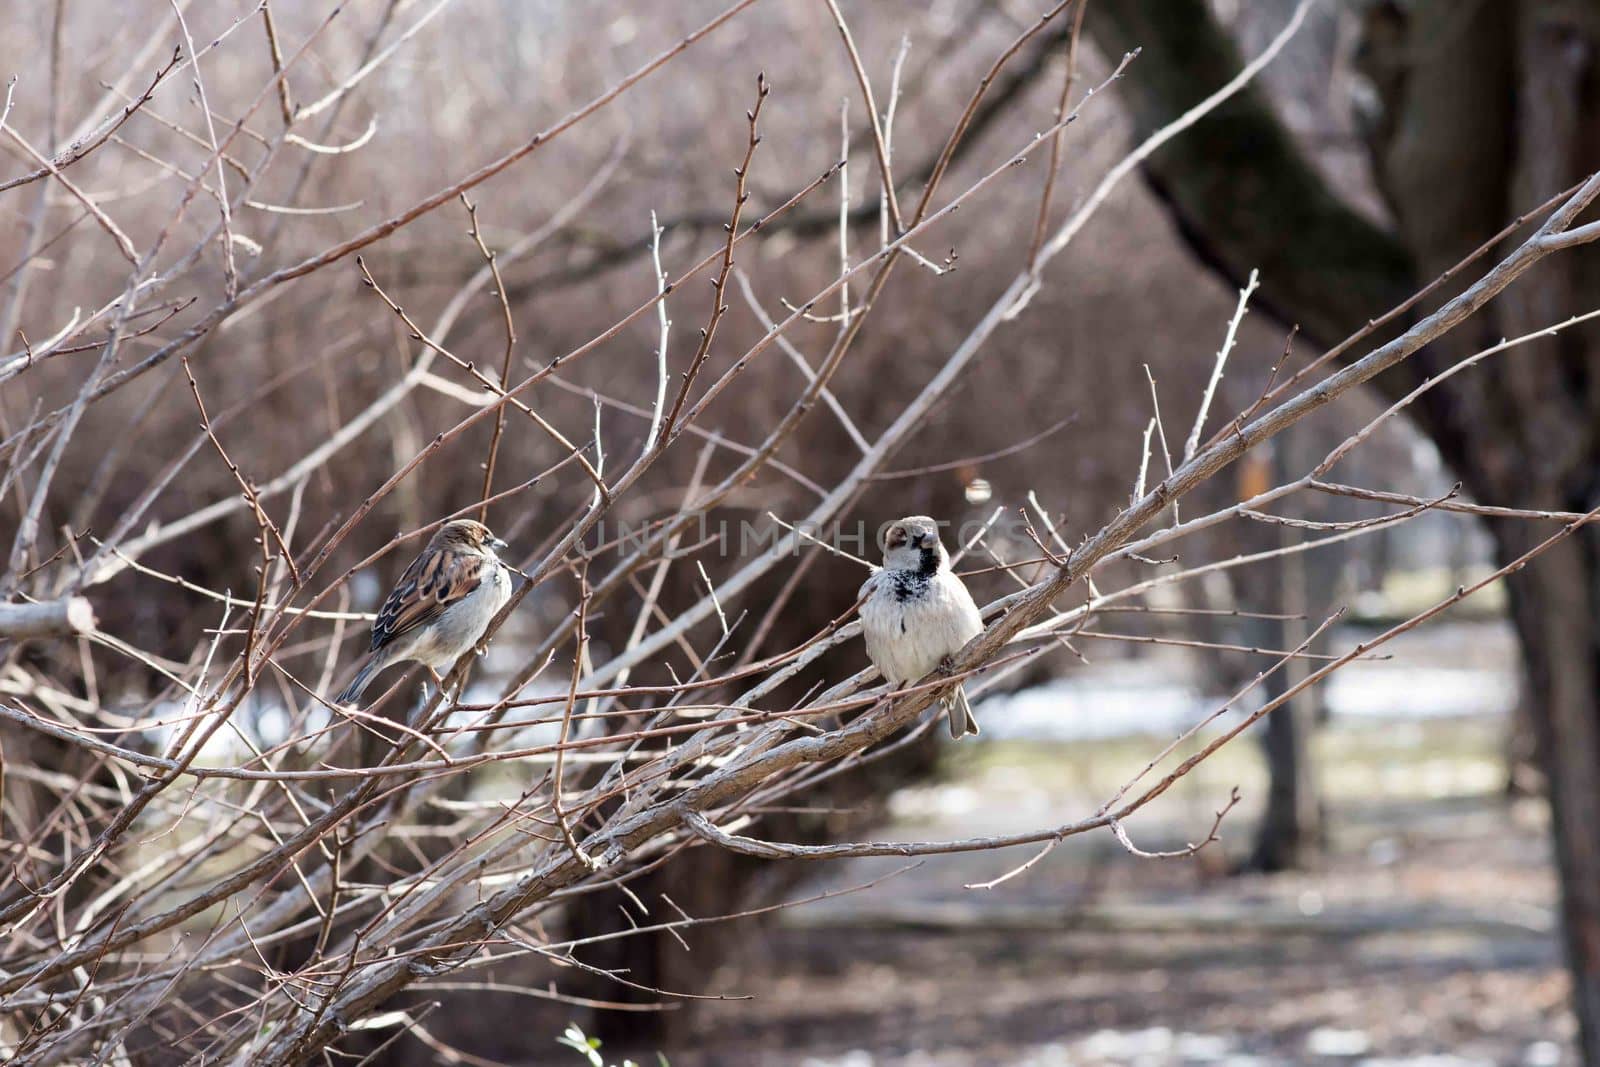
top-left (369, 547), bottom-right (486, 652)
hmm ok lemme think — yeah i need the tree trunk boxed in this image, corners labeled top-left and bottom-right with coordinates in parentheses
top-left (1249, 668), bottom-right (1321, 871)
top-left (1248, 478), bottom-right (1324, 873)
top-left (1229, 444), bottom-right (1326, 871)
top-left (1502, 528), bottom-right (1600, 1046)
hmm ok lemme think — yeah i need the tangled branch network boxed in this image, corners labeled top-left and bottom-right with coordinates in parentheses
top-left (3, 1), bottom-right (1599, 1062)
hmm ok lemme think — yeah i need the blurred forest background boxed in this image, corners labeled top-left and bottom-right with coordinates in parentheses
top-left (4, 0), bottom-right (1600, 1064)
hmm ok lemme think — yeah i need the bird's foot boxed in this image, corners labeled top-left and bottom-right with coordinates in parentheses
top-left (423, 666), bottom-right (460, 702)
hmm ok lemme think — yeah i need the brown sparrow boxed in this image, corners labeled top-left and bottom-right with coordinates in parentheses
top-left (336, 519), bottom-right (514, 705)
top-left (859, 515), bottom-right (985, 738)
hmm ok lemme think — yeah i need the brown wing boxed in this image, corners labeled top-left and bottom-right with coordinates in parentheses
top-left (368, 546), bottom-right (487, 653)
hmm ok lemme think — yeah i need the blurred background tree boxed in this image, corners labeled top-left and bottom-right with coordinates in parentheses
top-left (1083, 1), bottom-right (1600, 1058)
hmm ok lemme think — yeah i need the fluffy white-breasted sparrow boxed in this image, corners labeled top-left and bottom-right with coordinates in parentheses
top-left (858, 515), bottom-right (985, 738)
top-left (336, 519), bottom-right (514, 705)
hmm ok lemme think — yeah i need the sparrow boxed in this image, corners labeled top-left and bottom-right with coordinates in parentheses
top-left (336, 519), bottom-right (514, 706)
top-left (858, 515), bottom-right (985, 738)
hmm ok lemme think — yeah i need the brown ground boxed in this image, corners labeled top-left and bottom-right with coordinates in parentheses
top-left (645, 717), bottom-right (1573, 1067)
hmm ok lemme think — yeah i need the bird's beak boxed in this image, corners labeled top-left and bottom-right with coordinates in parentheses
top-left (489, 537), bottom-right (509, 552)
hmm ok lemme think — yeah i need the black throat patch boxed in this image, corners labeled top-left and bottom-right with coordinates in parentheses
top-left (888, 547), bottom-right (940, 602)
top-left (889, 570), bottom-right (928, 603)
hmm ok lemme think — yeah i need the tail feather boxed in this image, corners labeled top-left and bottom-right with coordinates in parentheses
top-left (335, 655), bottom-right (383, 706)
top-left (943, 684), bottom-right (979, 740)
